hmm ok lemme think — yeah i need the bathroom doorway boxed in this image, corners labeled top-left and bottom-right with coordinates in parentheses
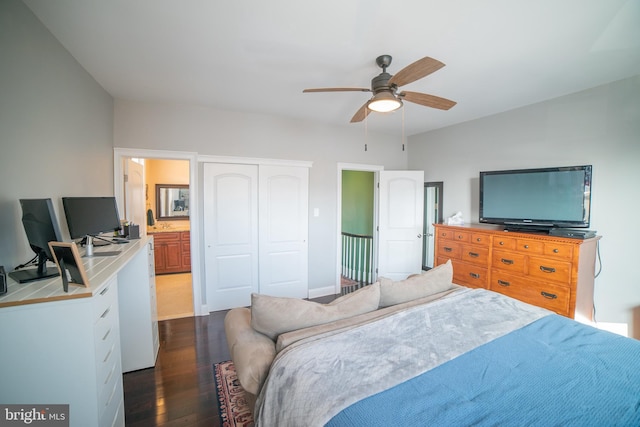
top-left (119, 154), bottom-right (196, 320)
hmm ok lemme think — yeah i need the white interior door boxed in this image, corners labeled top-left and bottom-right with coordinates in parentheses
top-left (124, 159), bottom-right (145, 229)
top-left (377, 170), bottom-right (424, 280)
top-left (259, 165), bottom-right (309, 298)
top-left (204, 163), bottom-right (259, 311)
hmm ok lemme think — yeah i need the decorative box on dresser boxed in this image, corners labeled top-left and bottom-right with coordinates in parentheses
top-left (434, 224), bottom-right (600, 321)
top-left (0, 236), bottom-right (158, 427)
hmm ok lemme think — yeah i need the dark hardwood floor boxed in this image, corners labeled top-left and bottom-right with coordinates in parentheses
top-left (123, 295), bottom-right (337, 426)
top-left (123, 310), bottom-right (230, 427)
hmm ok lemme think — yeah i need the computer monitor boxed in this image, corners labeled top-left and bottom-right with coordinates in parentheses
top-left (9, 198), bottom-right (63, 283)
top-left (62, 196), bottom-right (121, 240)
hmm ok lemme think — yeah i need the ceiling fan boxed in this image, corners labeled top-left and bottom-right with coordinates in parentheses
top-left (303, 54), bottom-right (456, 123)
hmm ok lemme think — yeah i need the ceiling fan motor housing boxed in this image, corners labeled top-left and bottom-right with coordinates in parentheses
top-left (371, 72), bottom-right (396, 94)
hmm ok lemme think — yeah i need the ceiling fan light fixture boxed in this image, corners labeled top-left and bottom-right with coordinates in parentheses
top-left (367, 91), bottom-right (403, 113)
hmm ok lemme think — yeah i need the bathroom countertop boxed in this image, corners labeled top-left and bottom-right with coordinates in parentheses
top-left (147, 225), bottom-right (191, 233)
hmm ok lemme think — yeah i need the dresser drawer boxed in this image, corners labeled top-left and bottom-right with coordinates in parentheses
top-left (470, 233), bottom-right (490, 246)
top-left (528, 256), bottom-right (572, 283)
top-left (490, 270), bottom-right (570, 316)
top-left (460, 245), bottom-right (489, 266)
top-left (543, 242), bottom-right (574, 259)
top-left (94, 279), bottom-right (118, 321)
top-left (438, 241), bottom-right (461, 259)
top-left (492, 250), bottom-right (526, 274)
top-left (493, 236), bottom-right (517, 250)
top-left (452, 260), bottom-right (488, 289)
top-left (437, 229), bottom-right (455, 240)
top-left (453, 230), bottom-right (471, 243)
top-left (516, 239), bottom-right (544, 254)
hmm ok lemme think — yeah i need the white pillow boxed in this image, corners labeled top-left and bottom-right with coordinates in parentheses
top-left (379, 260), bottom-right (453, 308)
top-left (251, 282), bottom-right (380, 340)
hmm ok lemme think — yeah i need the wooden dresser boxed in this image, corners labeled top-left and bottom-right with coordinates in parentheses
top-left (434, 224), bottom-right (600, 321)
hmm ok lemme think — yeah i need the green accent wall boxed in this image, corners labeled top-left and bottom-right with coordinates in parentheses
top-left (341, 171), bottom-right (374, 236)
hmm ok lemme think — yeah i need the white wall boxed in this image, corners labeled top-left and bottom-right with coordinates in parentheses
top-left (0, 0), bottom-right (113, 271)
top-left (408, 75), bottom-right (640, 337)
top-left (113, 100), bottom-right (408, 295)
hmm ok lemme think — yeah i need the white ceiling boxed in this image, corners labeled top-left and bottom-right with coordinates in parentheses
top-left (24, 0), bottom-right (640, 136)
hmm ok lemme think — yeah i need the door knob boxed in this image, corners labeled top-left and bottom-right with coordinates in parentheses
top-left (417, 234), bottom-right (422, 238)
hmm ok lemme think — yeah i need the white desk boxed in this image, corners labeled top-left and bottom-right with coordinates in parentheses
top-left (0, 236), bottom-right (158, 427)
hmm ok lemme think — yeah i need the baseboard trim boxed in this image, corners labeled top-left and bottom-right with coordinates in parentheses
top-left (308, 286), bottom-right (336, 299)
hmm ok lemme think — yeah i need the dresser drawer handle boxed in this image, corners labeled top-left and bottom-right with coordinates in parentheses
top-left (468, 252), bottom-right (479, 258)
top-left (476, 238), bottom-right (482, 242)
top-left (541, 291), bottom-right (558, 299)
top-left (469, 273), bottom-right (480, 279)
top-left (501, 258), bottom-right (514, 265)
top-left (100, 307), bottom-right (111, 319)
top-left (540, 266), bottom-right (556, 273)
top-left (499, 241), bottom-right (505, 245)
top-left (444, 247), bottom-right (453, 252)
top-left (457, 235), bottom-right (464, 239)
top-left (100, 286), bottom-right (110, 296)
top-left (524, 245), bottom-right (529, 249)
top-left (497, 280), bottom-right (510, 287)
top-left (553, 249), bottom-right (559, 253)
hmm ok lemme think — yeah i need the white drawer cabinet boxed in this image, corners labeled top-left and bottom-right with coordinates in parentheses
top-left (0, 237), bottom-right (156, 427)
top-left (0, 277), bottom-right (124, 427)
top-left (118, 240), bottom-right (159, 373)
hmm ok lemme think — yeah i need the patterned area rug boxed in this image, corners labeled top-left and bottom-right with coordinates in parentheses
top-left (213, 361), bottom-right (255, 427)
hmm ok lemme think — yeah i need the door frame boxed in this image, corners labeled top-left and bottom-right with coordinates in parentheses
top-left (423, 181), bottom-right (444, 270)
top-left (336, 163), bottom-right (384, 295)
top-left (113, 147), bottom-right (205, 316)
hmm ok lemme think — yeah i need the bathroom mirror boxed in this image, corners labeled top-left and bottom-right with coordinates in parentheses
top-left (156, 184), bottom-right (189, 220)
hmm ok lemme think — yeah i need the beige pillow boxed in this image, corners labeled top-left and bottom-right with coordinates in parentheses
top-left (251, 282), bottom-right (380, 340)
top-left (379, 260), bottom-right (453, 308)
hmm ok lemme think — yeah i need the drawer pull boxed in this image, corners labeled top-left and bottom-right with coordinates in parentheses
top-left (497, 280), bottom-right (510, 287)
top-left (103, 345), bottom-right (114, 363)
top-left (469, 273), bottom-right (480, 279)
top-left (457, 235), bottom-right (464, 239)
top-left (501, 258), bottom-right (514, 265)
top-left (102, 328), bottom-right (111, 342)
top-left (476, 238), bottom-right (482, 242)
top-left (499, 241), bottom-right (505, 245)
top-left (468, 252), bottom-right (479, 258)
top-left (444, 247), bottom-right (453, 252)
top-left (553, 249), bottom-right (559, 253)
top-left (540, 266), bottom-right (556, 273)
top-left (100, 307), bottom-right (110, 319)
top-left (100, 286), bottom-right (110, 296)
top-left (524, 245), bottom-right (529, 249)
top-left (541, 291), bottom-right (558, 299)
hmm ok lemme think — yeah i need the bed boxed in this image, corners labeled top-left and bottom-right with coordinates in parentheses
top-left (253, 286), bottom-right (640, 426)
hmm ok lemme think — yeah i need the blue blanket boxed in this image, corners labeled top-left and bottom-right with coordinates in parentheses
top-left (327, 315), bottom-right (640, 426)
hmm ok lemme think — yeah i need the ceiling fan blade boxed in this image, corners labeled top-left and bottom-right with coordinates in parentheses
top-left (303, 87), bottom-right (371, 93)
top-left (388, 57), bottom-right (445, 87)
top-left (350, 102), bottom-right (372, 123)
top-left (399, 91), bottom-right (457, 110)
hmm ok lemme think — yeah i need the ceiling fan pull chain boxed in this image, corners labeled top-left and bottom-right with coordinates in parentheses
top-left (402, 106), bottom-right (405, 151)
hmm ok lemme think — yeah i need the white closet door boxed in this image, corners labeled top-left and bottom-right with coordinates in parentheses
top-left (258, 165), bottom-right (309, 298)
top-left (377, 170), bottom-right (424, 281)
top-left (204, 163), bottom-right (259, 311)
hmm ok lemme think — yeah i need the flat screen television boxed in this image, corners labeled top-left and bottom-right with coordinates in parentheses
top-left (479, 165), bottom-right (592, 231)
top-left (9, 198), bottom-right (62, 283)
top-left (62, 196), bottom-right (121, 240)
